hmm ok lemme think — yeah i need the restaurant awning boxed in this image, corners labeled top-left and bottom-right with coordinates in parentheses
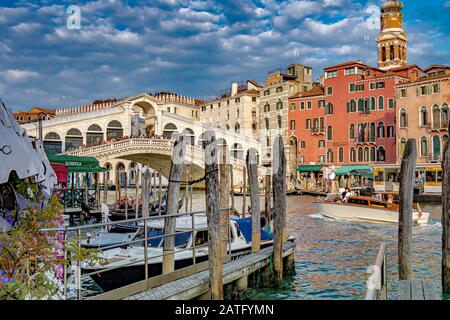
top-left (335, 165), bottom-right (373, 177)
top-left (47, 154), bottom-right (109, 173)
top-left (297, 165), bottom-right (324, 173)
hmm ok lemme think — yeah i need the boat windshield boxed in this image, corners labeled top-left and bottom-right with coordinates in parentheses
top-left (160, 231), bottom-right (192, 249)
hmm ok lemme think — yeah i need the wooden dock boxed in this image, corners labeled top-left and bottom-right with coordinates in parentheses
top-left (124, 242), bottom-right (295, 300)
top-left (399, 280), bottom-right (438, 300)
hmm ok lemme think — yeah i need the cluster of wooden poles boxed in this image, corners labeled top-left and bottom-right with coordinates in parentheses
top-left (132, 130), bottom-right (288, 300)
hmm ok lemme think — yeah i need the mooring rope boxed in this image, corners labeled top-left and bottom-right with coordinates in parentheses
top-left (168, 169), bottom-right (219, 186)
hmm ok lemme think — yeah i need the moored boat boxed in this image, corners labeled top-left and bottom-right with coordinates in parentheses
top-left (81, 215), bottom-right (294, 291)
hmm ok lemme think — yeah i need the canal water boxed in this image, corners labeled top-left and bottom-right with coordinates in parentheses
top-left (78, 190), bottom-right (446, 300)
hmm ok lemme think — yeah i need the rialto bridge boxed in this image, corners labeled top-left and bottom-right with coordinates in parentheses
top-left (21, 93), bottom-right (265, 187)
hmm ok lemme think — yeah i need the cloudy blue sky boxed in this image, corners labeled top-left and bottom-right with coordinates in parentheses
top-left (1, 0), bottom-right (449, 111)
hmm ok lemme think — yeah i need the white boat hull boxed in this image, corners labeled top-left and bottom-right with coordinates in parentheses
top-left (314, 202), bottom-right (430, 226)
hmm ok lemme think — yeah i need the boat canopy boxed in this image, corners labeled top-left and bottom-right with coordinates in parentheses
top-left (232, 217), bottom-right (273, 243)
top-left (47, 154), bottom-right (109, 173)
top-left (335, 165), bottom-right (373, 177)
top-left (297, 165), bottom-right (323, 173)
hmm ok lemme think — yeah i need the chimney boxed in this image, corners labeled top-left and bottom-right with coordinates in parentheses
top-left (231, 82), bottom-right (238, 96)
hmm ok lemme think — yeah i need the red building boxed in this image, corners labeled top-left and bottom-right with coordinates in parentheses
top-left (289, 61), bottom-right (414, 168)
top-left (323, 61), bottom-right (411, 165)
top-left (288, 85), bottom-right (325, 165)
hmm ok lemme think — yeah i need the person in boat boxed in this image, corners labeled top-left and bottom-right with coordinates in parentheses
top-left (342, 188), bottom-right (352, 203)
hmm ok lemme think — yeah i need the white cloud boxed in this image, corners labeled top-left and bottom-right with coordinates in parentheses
top-left (3, 69), bottom-right (39, 82)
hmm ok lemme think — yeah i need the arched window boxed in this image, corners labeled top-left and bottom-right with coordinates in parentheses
top-left (370, 147), bottom-right (376, 162)
top-left (107, 120), bottom-right (124, 140)
top-left (264, 103), bottom-right (270, 113)
top-left (442, 104), bottom-right (449, 129)
top-left (382, 46), bottom-right (386, 62)
top-left (182, 128), bottom-right (195, 145)
top-left (217, 138), bottom-right (227, 147)
top-left (420, 106), bottom-right (428, 127)
top-left (265, 118), bottom-right (269, 130)
top-left (433, 136), bottom-right (441, 159)
top-left (378, 96), bottom-right (384, 110)
top-left (163, 123), bottom-right (177, 139)
top-left (290, 120), bottom-right (296, 130)
top-left (277, 116), bottom-right (282, 129)
top-left (231, 143), bottom-right (244, 160)
top-left (326, 103), bottom-right (333, 115)
top-left (358, 147), bottom-right (363, 162)
top-left (357, 98), bottom-right (364, 112)
top-left (65, 128), bottom-right (83, 150)
top-left (327, 149), bottom-right (333, 163)
top-left (276, 100), bottom-right (283, 110)
top-left (377, 122), bottom-right (385, 138)
top-left (235, 123), bottom-right (240, 133)
top-left (252, 108), bottom-right (257, 119)
top-left (87, 124), bottom-right (103, 146)
top-left (377, 146), bottom-right (386, 162)
top-left (349, 124), bottom-right (355, 140)
top-left (364, 147), bottom-right (369, 162)
top-left (327, 126), bottom-right (333, 141)
top-left (44, 132), bottom-right (62, 155)
top-left (350, 148), bottom-right (356, 163)
top-left (399, 138), bottom-right (407, 159)
top-left (370, 122), bottom-right (376, 142)
top-left (370, 97), bottom-right (376, 111)
top-left (399, 109), bottom-right (408, 128)
top-left (420, 137), bottom-right (428, 157)
top-left (338, 148), bottom-right (344, 163)
top-left (432, 105), bottom-right (440, 129)
top-left (348, 99), bottom-right (356, 112)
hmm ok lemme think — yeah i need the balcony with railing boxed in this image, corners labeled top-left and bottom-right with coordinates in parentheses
top-left (428, 153), bottom-right (442, 162)
top-left (355, 136), bottom-right (376, 145)
top-left (311, 126), bottom-right (325, 135)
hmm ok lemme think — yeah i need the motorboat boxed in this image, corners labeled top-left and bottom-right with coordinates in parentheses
top-left (314, 195), bottom-right (430, 225)
top-left (81, 215), bottom-right (295, 291)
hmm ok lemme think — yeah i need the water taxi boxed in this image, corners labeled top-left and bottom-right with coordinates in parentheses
top-left (314, 195), bottom-right (430, 226)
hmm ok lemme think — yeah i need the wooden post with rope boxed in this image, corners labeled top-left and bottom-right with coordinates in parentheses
top-left (142, 169), bottom-right (151, 218)
top-left (162, 134), bottom-right (186, 274)
top-left (242, 165), bottom-right (247, 218)
top-left (219, 144), bottom-right (230, 258)
top-left (442, 125), bottom-right (450, 293)
top-left (230, 163), bottom-right (235, 212)
top-left (124, 171), bottom-right (128, 220)
top-left (247, 148), bottom-right (261, 253)
top-left (398, 139), bottom-right (416, 280)
top-left (204, 130), bottom-right (223, 300)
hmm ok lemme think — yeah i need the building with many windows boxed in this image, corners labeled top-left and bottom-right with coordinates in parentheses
top-left (396, 65), bottom-right (450, 164)
top-left (288, 85), bottom-right (325, 166)
top-left (259, 64), bottom-right (313, 174)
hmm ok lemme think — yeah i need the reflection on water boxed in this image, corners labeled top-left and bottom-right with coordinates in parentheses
top-left (84, 190), bottom-right (444, 300)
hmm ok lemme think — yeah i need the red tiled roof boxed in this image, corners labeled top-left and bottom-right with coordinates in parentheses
top-left (290, 86), bottom-right (324, 99)
top-left (390, 64), bottom-right (422, 72)
top-left (423, 65), bottom-right (450, 73)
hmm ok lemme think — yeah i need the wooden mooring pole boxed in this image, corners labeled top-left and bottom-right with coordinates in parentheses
top-left (443, 127), bottom-right (450, 293)
top-left (242, 165), bottom-right (247, 218)
top-left (230, 163), bottom-right (235, 212)
top-left (398, 139), bottom-right (417, 280)
top-left (247, 148), bottom-right (261, 253)
top-left (142, 169), bottom-right (151, 218)
top-left (124, 171), bottom-right (128, 219)
top-left (272, 135), bottom-right (287, 286)
top-left (219, 144), bottom-right (230, 257)
top-left (103, 171), bottom-right (108, 205)
top-left (163, 134), bottom-right (186, 274)
top-left (204, 130), bottom-right (223, 300)
top-left (264, 167), bottom-right (271, 227)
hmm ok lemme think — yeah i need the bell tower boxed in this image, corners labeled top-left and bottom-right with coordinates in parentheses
top-left (376, 0), bottom-right (408, 70)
